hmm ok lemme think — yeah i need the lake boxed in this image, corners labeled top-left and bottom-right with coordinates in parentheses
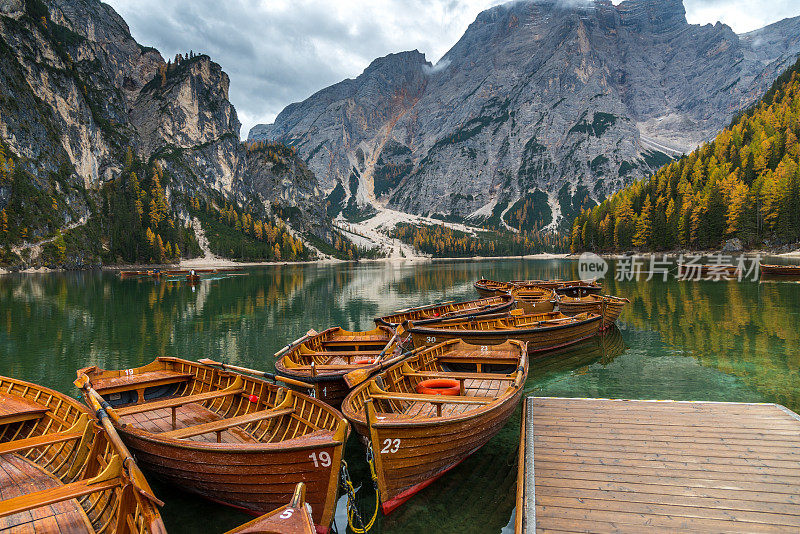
top-left (1, 258), bottom-right (798, 533)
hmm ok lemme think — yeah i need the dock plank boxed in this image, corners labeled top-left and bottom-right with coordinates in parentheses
top-left (519, 397), bottom-right (800, 533)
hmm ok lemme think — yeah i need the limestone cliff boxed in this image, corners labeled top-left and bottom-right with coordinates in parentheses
top-left (0, 0), bottom-right (328, 267)
top-left (251, 0), bottom-right (800, 228)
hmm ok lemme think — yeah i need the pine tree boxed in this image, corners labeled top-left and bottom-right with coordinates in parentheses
top-left (632, 195), bottom-right (652, 247)
top-left (156, 234), bottom-right (165, 262)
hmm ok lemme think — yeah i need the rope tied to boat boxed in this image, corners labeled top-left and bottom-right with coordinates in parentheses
top-left (340, 445), bottom-right (380, 533)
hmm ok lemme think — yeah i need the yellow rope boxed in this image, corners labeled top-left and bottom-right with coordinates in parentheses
top-left (344, 453), bottom-right (380, 533)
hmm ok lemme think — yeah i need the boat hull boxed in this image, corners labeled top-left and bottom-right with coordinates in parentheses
top-left (77, 357), bottom-right (348, 532)
top-left (475, 286), bottom-right (502, 297)
top-left (760, 264), bottom-right (800, 276)
top-left (350, 385), bottom-right (523, 513)
top-left (341, 339), bottom-right (528, 514)
top-left (120, 430), bottom-right (341, 522)
top-left (276, 326), bottom-right (394, 407)
top-left (272, 373), bottom-right (351, 407)
top-left (375, 296), bottom-right (514, 328)
top-left (408, 315), bottom-right (601, 353)
top-left (515, 300), bottom-right (555, 314)
top-left (557, 298), bottom-right (628, 329)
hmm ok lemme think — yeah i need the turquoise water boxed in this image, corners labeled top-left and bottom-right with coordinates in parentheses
top-left (1, 259), bottom-right (798, 533)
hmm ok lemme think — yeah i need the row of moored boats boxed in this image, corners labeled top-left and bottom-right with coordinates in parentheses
top-left (0, 277), bottom-right (627, 533)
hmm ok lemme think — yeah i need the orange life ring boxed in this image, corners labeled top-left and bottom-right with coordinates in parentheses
top-left (416, 379), bottom-right (460, 396)
top-left (354, 358), bottom-right (376, 365)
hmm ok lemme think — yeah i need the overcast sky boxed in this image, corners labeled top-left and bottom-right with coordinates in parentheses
top-left (105, 0), bottom-right (800, 137)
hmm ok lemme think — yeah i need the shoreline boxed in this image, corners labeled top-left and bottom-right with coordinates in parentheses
top-left (3, 249), bottom-right (799, 275)
top-left (0, 252), bottom-right (572, 275)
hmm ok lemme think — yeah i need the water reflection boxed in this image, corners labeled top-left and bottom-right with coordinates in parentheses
top-left (1, 259), bottom-right (798, 533)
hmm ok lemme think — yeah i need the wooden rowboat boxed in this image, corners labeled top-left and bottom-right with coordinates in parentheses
top-left (475, 278), bottom-right (601, 298)
top-left (474, 278), bottom-right (516, 297)
top-left (511, 279), bottom-right (562, 290)
top-left (75, 358), bottom-right (349, 533)
top-left (760, 263), bottom-right (800, 276)
top-left (275, 326), bottom-right (397, 407)
top-left (404, 311), bottom-right (601, 353)
top-left (226, 482), bottom-right (315, 534)
top-left (341, 339), bottom-right (528, 514)
top-left (553, 280), bottom-right (602, 298)
top-left (374, 295), bottom-right (515, 328)
top-left (556, 294), bottom-right (629, 329)
top-left (509, 286), bottom-right (556, 314)
top-left (0, 375), bottom-right (165, 534)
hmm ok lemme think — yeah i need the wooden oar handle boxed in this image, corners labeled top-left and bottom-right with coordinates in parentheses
top-left (273, 375), bottom-right (316, 390)
top-left (75, 375), bottom-right (126, 428)
top-left (197, 359), bottom-right (315, 391)
top-left (274, 329), bottom-right (318, 358)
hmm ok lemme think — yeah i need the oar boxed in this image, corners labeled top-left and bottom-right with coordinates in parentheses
top-left (274, 329), bottom-right (318, 359)
top-left (74, 374), bottom-right (164, 507)
top-left (74, 374), bottom-right (126, 428)
top-left (343, 327), bottom-right (408, 387)
top-left (197, 359), bottom-right (316, 391)
top-left (343, 346), bottom-right (419, 388)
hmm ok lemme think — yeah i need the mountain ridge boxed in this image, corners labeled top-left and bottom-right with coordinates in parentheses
top-left (0, 0), bottom-right (338, 268)
top-left (250, 0), bottom-right (800, 230)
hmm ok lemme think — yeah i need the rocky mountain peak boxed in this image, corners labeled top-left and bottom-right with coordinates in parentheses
top-left (132, 54), bottom-right (240, 157)
top-left (0, 0), bottom-right (333, 267)
top-left (363, 49), bottom-right (429, 75)
top-left (617, 0), bottom-right (687, 31)
top-left (250, 0), bottom-right (800, 229)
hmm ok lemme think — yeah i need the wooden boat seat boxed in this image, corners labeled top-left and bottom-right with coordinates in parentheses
top-left (115, 385), bottom-right (245, 416)
top-left (0, 454), bottom-right (95, 533)
top-left (90, 370), bottom-right (193, 396)
top-left (303, 350), bottom-right (383, 358)
top-left (0, 394), bottom-right (49, 426)
top-left (370, 393), bottom-right (493, 405)
top-left (0, 430), bottom-right (83, 456)
top-left (0, 475), bottom-right (121, 519)
top-left (160, 407), bottom-right (295, 441)
top-left (325, 335), bottom-right (388, 343)
top-left (120, 403), bottom-right (259, 444)
top-left (403, 371), bottom-right (516, 381)
top-left (439, 355), bottom-right (519, 367)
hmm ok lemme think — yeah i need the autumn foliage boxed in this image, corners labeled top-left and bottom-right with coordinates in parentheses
top-left (571, 57), bottom-right (800, 252)
top-left (392, 223), bottom-right (568, 257)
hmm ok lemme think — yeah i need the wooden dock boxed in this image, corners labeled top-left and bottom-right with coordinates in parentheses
top-left (517, 397), bottom-right (800, 533)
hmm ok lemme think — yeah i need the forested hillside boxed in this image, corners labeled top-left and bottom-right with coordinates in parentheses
top-left (570, 57), bottom-right (800, 252)
top-left (392, 223), bottom-right (568, 257)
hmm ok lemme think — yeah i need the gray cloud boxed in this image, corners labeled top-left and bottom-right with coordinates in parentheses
top-left (684, 0), bottom-right (800, 34)
top-left (106, 0), bottom-right (800, 137)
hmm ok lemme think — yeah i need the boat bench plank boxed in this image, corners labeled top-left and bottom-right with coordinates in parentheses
top-left (0, 477), bottom-right (121, 518)
top-left (403, 371), bottom-right (516, 381)
top-left (0, 430), bottom-right (83, 455)
top-left (370, 393), bottom-right (494, 405)
top-left (91, 371), bottom-right (193, 394)
top-left (0, 394), bottom-right (49, 426)
top-left (0, 454), bottom-right (94, 533)
top-left (116, 388), bottom-right (245, 416)
top-left (160, 407), bottom-right (295, 440)
top-left (311, 350), bottom-right (384, 356)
